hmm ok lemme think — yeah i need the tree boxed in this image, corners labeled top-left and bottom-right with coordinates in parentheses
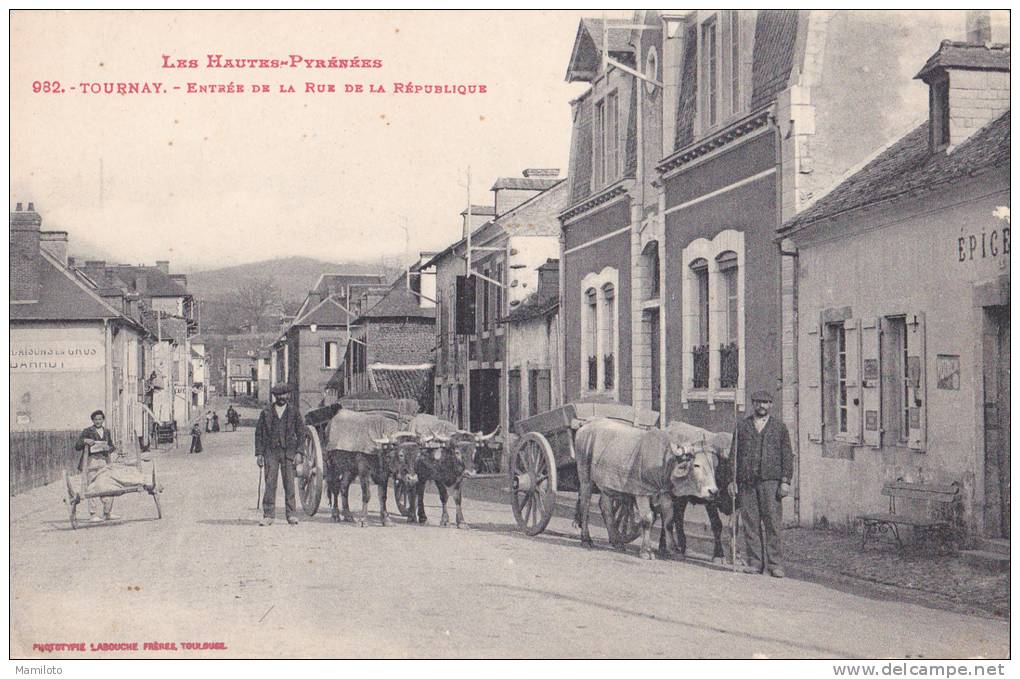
top-left (235, 275), bottom-right (281, 333)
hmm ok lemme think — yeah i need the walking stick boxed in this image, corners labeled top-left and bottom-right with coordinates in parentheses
top-left (256, 465), bottom-right (263, 511)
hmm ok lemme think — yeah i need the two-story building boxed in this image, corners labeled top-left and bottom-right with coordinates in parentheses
top-left (430, 171), bottom-right (566, 434)
top-left (226, 351), bottom-right (260, 398)
top-left (271, 272), bottom-right (387, 411)
top-left (779, 38), bottom-right (1009, 537)
top-left (330, 261), bottom-right (437, 412)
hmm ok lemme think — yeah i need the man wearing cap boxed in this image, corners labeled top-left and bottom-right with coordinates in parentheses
top-left (255, 384), bottom-right (305, 525)
top-left (731, 390), bottom-right (794, 577)
top-left (74, 409), bottom-right (119, 523)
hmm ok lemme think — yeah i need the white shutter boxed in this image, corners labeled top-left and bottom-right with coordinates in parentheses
top-left (860, 318), bottom-right (883, 448)
top-left (805, 321), bottom-right (823, 443)
top-left (906, 311), bottom-right (927, 451)
top-left (841, 318), bottom-right (862, 444)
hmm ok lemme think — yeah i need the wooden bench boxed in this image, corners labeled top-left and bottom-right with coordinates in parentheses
top-left (859, 480), bottom-right (963, 552)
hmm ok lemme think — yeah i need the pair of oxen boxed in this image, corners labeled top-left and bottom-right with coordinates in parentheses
top-left (322, 411), bottom-right (493, 528)
top-left (573, 418), bottom-right (735, 561)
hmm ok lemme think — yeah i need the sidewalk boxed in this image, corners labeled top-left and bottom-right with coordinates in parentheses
top-left (461, 477), bottom-right (1009, 621)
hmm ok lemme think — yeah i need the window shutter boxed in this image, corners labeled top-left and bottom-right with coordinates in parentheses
top-left (906, 311), bottom-right (927, 451)
top-left (455, 275), bottom-right (476, 335)
top-left (805, 321), bottom-right (823, 443)
top-left (842, 318), bottom-right (862, 444)
top-left (860, 318), bottom-right (882, 448)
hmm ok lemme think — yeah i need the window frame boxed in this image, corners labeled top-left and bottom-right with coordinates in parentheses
top-left (580, 267), bottom-right (620, 399)
top-left (323, 340), bottom-right (339, 369)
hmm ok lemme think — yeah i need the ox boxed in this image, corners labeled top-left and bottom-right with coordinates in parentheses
top-left (574, 418), bottom-right (718, 560)
top-left (656, 422), bottom-right (735, 562)
top-left (407, 414), bottom-right (494, 528)
top-left (322, 408), bottom-right (406, 527)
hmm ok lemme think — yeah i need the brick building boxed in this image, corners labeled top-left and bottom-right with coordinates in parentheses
top-left (780, 40), bottom-right (1009, 536)
top-left (270, 272), bottom-right (387, 411)
top-left (558, 10), bottom-right (977, 526)
top-left (429, 172), bottom-right (566, 434)
top-left (331, 263), bottom-right (437, 412)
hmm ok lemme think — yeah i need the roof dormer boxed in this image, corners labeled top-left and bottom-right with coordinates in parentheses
top-left (565, 17), bottom-right (636, 83)
top-left (915, 37), bottom-right (1009, 152)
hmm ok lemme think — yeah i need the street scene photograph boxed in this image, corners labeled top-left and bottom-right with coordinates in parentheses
top-left (7, 9), bottom-right (1011, 665)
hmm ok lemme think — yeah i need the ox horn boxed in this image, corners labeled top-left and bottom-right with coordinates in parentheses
top-left (478, 430), bottom-right (496, 442)
top-left (371, 437), bottom-right (390, 446)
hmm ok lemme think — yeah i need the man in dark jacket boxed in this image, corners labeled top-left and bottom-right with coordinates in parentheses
top-left (74, 409), bottom-right (118, 522)
top-left (255, 384), bottom-right (305, 525)
top-left (731, 390), bottom-right (794, 577)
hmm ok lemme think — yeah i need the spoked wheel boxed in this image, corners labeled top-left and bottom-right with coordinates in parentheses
top-left (600, 493), bottom-right (641, 545)
top-left (64, 471), bottom-right (79, 530)
top-left (509, 433), bottom-right (558, 536)
top-left (299, 425), bottom-right (324, 516)
top-left (393, 477), bottom-right (411, 518)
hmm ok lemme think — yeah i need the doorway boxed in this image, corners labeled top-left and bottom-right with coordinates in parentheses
top-left (470, 369), bottom-right (501, 435)
top-left (983, 304), bottom-right (1010, 538)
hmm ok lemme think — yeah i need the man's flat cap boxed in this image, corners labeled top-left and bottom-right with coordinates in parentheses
top-left (271, 383), bottom-right (293, 395)
top-left (750, 390), bottom-right (774, 403)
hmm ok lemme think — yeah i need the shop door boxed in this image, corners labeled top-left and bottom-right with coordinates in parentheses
top-left (996, 306), bottom-right (1009, 537)
top-left (984, 304), bottom-right (1010, 538)
top-left (470, 369), bottom-right (501, 435)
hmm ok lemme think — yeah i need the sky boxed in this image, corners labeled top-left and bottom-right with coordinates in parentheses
top-left (10, 10), bottom-right (620, 271)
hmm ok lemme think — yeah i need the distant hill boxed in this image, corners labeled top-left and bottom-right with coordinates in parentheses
top-left (185, 256), bottom-right (399, 304)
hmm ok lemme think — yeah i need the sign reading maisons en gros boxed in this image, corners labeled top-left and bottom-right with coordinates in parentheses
top-left (10, 341), bottom-right (105, 371)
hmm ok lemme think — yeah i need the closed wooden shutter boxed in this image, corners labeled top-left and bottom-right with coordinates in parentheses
top-left (906, 311), bottom-right (927, 451)
top-left (860, 317), bottom-right (883, 448)
top-left (840, 318), bottom-right (862, 444)
top-left (455, 275), bottom-right (476, 336)
top-left (805, 320), bottom-right (823, 443)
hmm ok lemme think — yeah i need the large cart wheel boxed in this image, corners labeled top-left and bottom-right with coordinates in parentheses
top-left (299, 425), bottom-right (324, 516)
top-left (510, 432), bottom-right (558, 536)
top-left (600, 493), bottom-right (641, 545)
top-left (393, 478), bottom-right (411, 518)
top-left (63, 471), bottom-right (80, 530)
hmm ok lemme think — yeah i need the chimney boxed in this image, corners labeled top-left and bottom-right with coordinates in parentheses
top-left (915, 39), bottom-right (1010, 152)
top-left (39, 230), bottom-right (69, 267)
top-left (536, 258), bottom-right (560, 302)
top-left (966, 11), bottom-right (991, 44)
top-left (169, 273), bottom-right (188, 290)
top-left (155, 260), bottom-right (170, 274)
top-left (135, 274), bottom-right (148, 294)
top-left (491, 170), bottom-right (559, 217)
top-left (10, 202), bottom-right (43, 302)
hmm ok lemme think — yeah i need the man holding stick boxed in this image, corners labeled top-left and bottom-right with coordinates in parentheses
top-left (730, 390), bottom-right (793, 577)
top-left (255, 384), bottom-right (305, 526)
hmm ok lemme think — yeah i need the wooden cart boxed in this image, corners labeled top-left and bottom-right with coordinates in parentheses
top-left (63, 442), bottom-right (163, 529)
top-left (510, 402), bottom-right (659, 540)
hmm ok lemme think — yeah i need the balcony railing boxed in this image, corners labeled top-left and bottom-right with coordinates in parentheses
top-left (587, 355), bottom-right (598, 391)
top-left (720, 342), bottom-right (739, 389)
top-left (692, 344), bottom-right (709, 390)
top-left (603, 353), bottom-right (615, 390)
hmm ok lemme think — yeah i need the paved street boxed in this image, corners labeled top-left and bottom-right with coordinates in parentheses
top-left (11, 421), bottom-right (1008, 659)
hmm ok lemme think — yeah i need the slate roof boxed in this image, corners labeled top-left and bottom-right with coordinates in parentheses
top-left (368, 364), bottom-right (435, 415)
top-left (108, 265), bottom-right (189, 297)
top-left (292, 296), bottom-right (353, 327)
top-left (916, 41), bottom-right (1011, 81)
top-left (781, 111), bottom-right (1010, 234)
top-left (502, 292), bottom-right (558, 323)
top-left (312, 273), bottom-right (387, 296)
top-left (358, 272), bottom-right (437, 320)
top-left (490, 177), bottom-right (561, 191)
top-left (461, 204), bottom-right (495, 216)
top-left (581, 17), bottom-right (635, 54)
top-left (674, 10), bottom-right (799, 151)
top-left (566, 17), bottom-right (637, 83)
top-left (11, 251), bottom-right (141, 326)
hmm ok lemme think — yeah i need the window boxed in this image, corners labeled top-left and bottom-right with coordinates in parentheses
top-left (323, 341), bottom-right (339, 369)
top-left (644, 47), bottom-right (659, 96)
top-left (481, 272), bottom-right (490, 331)
top-left (593, 91), bottom-right (619, 188)
top-left (691, 258), bottom-right (710, 390)
top-left (930, 77), bottom-right (950, 148)
top-left (494, 262), bottom-right (503, 321)
top-left (529, 369), bottom-right (551, 417)
top-left (718, 251), bottom-right (739, 389)
top-left (581, 268), bottom-right (620, 396)
top-left (681, 231), bottom-right (745, 406)
top-left (727, 10), bottom-right (740, 114)
top-left (884, 317), bottom-right (910, 443)
top-left (836, 325), bottom-right (849, 434)
top-left (602, 283), bottom-right (616, 390)
top-left (642, 241), bottom-right (660, 299)
top-left (700, 17), bottom-right (718, 129)
top-left (585, 287), bottom-right (598, 391)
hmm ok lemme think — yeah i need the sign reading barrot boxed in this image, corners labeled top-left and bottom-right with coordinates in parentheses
top-left (10, 341), bottom-right (104, 372)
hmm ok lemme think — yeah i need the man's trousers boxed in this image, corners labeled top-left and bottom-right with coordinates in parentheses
top-left (738, 479), bottom-right (784, 571)
top-left (262, 453), bottom-right (297, 519)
